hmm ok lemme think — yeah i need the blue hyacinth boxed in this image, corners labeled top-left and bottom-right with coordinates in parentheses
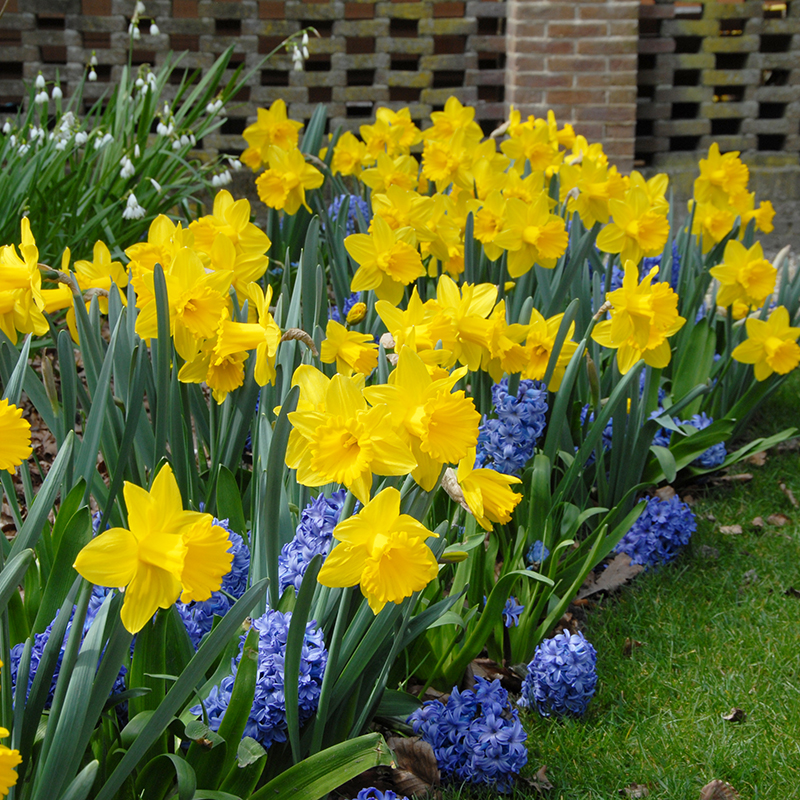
top-left (502, 597), bottom-right (524, 628)
top-left (519, 630), bottom-right (597, 718)
top-left (475, 378), bottom-right (548, 475)
top-left (279, 490), bottom-right (347, 596)
top-left (579, 404), bottom-right (614, 464)
top-left (327, 193), bottom-right (372, 237)
top-left (193, 608), bottom-right (327, 750)
top-left (527, 540), bottom-right (550, 565)
top-left (683, 413), bottom-right (727, 469)
top-left (329, 292), bottom-right (364, 324)
top-left (615, 494), bottom-right (696, 568)
top-left (409, 677), bottom-right (528, 793)
top-left (353, 791), bottom-right (408, 800)
top-left (177, 521), bottom-right (251, 648)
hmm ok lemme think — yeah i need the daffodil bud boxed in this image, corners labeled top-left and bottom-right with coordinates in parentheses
top-left (345, 301), bottom-right (367, 325)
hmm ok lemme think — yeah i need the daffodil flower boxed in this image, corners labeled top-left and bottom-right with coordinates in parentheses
top-left (710, 240), bottom-right (776, 309)
top-left (732, 305), bottom-right (800, 381)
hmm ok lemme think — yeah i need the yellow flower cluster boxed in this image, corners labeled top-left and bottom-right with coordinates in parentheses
top-left (373, 274), bottom-right (578, 390)
top-left (126, 191), bottom-right (280, 402)
top-left (0, 399), bottom-right (32, 473)
top-left (0, 686), bottom-right (21, 798)
top-left (691, 143), bottom-right (774, 253)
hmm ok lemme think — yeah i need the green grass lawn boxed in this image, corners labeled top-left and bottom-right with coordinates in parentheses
top-left (445, 374), bottom-right (800, 799)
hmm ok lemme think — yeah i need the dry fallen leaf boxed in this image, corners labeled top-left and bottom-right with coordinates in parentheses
top-left (742, 569), bottom-right (758, 585)
top-left (655, 485), bottom-right (676, 501)
top-left (699, 779), bottom-right (741, 800)
top-left (751, 516), bottom-right (765, 528)
top-left (779, 480), bottom-right (799, 508)
top-left (719, 525), bottom-right (743, 535)
top-left (721, 707), bottom-right (747, 723)
top-left (518, 765), bottom-right (554, 793)
top-left (470, 658), bottom-right (523, 694)
top-left (386, 736), bottom-right (441, 799)
top-left (745, 451), bottom-right (767, 466)
top-left (620, 784), bottom-right (649, 798)
top-left (705, 513), bottom-right (717, 522)
top-left (713, 473), bottom-right (753, 484)
top-left (577, 553), bottom-right (644, 599)
top-left (622, 638), bottom-right (643, 657)
top-left (766, 513), bottom-right (790, 527)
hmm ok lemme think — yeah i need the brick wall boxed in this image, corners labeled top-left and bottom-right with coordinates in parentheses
top-left (505, 0), bottom-right (640, 172)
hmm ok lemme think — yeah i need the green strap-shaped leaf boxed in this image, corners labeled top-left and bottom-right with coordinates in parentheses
top-left (249, 733), bottom-right (393, 800)
top-left (135, 753), bottom-right (197, 800)
top-left (2, 333), bottom-right (31, 404)
top-left (58, 760), bottom-right (99, 800)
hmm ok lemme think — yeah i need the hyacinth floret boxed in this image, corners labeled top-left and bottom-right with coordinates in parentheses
top-left (519, 630), bottom-right (598, 718)
top-left (527, 540), bottom-right (550, 565)
top-left (615, 494), bottom-right (696, 567)
top-left (475, 378), bottom-right (548, 475)
top-left (408, 677), bottom-right (527, 793)
top-left (329, 292), bottom-right (364, 324)
top-left (279, 490), bottom-right (347, 595)
top-left (327, 193), bottom-right (372, 237)
top-left (502, 596), bottom-right (524, 628)
top-left (683, 413), bottom-right (727, 469)
top-left (579, 404), bottom-right (613, 465)
top-left (194, 608), bottom-right (327, 750)
top-left (177, 523), bottom-right (250, 648)
top-left (353, 791), bottom-right (408, 800)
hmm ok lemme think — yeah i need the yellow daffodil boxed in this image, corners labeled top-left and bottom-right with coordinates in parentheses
top-left (375, 288), bottom-right (455, 357)
top-left (456, 449), bottom-right (522, 531)
top-left (424, 96), bottom-right (483, 146)
top-left (0, 718), bottom-right (21, 798)
top-left (135, 247), bottom-right (232, 361)
top-left (331, 130), bottom-right (370, 176)
top-left (178, 327), bottom-right (248, 403)
top-left (73, 240), bottom-right (129, 314)
top-left (597, 186), bottom-right (670, 265)
top-left (480, 300), bottom-right (528, 382)
top-left (421, 130), bottom-right (475, 193)
top-left (214, 283), bottom-right (281, 386)
top-left (360, 115), bottom-right (405, 160)
top-left (560, 157), bottom-right (627, 228)
top-left (346, 302), bottom-right (367, 324)
top-left (364, 347), bottom-right (480, 491)
top-left (592, 260), bottom-right (686, 374)
top-left (125, 215), bottom-right (195, 298)
top-left (694, 143), bottom-right (749, 207)
top-left (493, 194), bottom-right (569, 277)
top-left (523, 308), bottom-right (578, 391)
top-left (501, 116), bottom-right (562, 174)
top-left (710, 240), bottom-right (776, 309)
top-left (255, 145), bottom-right (324, 215)
top-left (730, 190), bottom-right (775, 235)
top-left (345, 214), bottom-right (426, 305)
top-left (732, 305), bottom-right (800, 381)
top-left (361, 153), bottom-right (419, 194)
top-left (689, 200), bottom-right (737, 253)
top-left (0, 399), bottom-right (31, 473)
top-left (473, 190), bottom-right (507, 261)
top-left (370, 186), bottom-right (435, 241)
top-left (320, 319), bottom-right (378, 376)
top-left (241, 99), bottom-right (304, 171)
top-left (74, 465), bottom-right (233, 633)
top-left (375, 106), bottom-right (423, 153)
top-left (286, 370), bottom-right (417, 504)
top-left (317, 486), bottom-right (438, 613)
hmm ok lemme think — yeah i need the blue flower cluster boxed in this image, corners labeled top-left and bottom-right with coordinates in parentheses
top-left (408, 677), bottom-right (528, 793)
top-left (329, 292), bottom-right (364, 324)
top-left (579, 404), bottom-right (613, 465)
top-left (519, 630), bottom-right (597, 718)
top-left (475, 378), bottom-right (548, 475)
top-left (327, 193), bottom-right (372, 237)
top-left (642, 241), bottom-right (681, 290)
top-left (615, 494), bottom-right (697, 567)
top-left (279, 490), bottom-right (347, 595)
top-left (176, 521), bottom-right (251, 649)
top-left (527, 540), bottom-right (550, 565)
top-left (353, 791), bottom-right (408, 800)
top-left (194, 608), bottom-right (327, 750)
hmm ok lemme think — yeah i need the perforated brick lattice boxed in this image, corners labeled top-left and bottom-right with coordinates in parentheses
top-left (637, 0), bottom-right (800, 167)
top-left (0, 0), bottom-right (508, 154)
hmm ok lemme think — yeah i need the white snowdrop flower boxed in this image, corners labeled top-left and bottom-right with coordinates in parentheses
top-left (135, 77), bottom-right (144, 89)
top-left (189, 134), bottom-right (196, 146)
top-left (88, 68), bottom-right (97, 82)
top-left (130, 23), bottom-right (141, 41)
top-left (163, 103), bottom-right (170, 115)
top-left (90, 53), bottom-right (98, 66)
top-left (150, 22), bottom-right (159, 35)
top-left (136, 1), bottom-right (146, 14)
top-left (9, 135), bottom-right (16, 147)
top-left (34, 91), bottom-right (48, 105)
top-left (302, 32), bottom-right (309, 46)
top-left (59, 111), bottom-right (74, 131)
top-left (228, 157), bottom-right (243, 171)
top-left (75, 131), bottom-right (88, 145)
top-left (172, 139), bottom-right (182, 150)
top-left (210, 174), bottom-right (220, 188)
top-left (149, 177), bottom-right (162, 192)
top-left (156, 121), bottom-right (167, 136)
top-left (147, 73), bottom-right (157, 88)
top-left (18, 143), bottom-right (29, 155)
top-left (134, 143), bottom-right (140, 158)
top-left (55, 139), bottom-right (67, 151)
top-left (48, 131), bottom-right (55, 140)
top-left (51, 85), bottom-right (62, 101)
top-left (206, 101), bottom-right (216, 115)
top-left (180, 134), bottom-right (190, 146)
top-left (122, 193), bottom-right (146, 220)
top-left (35, 74), bottom-right (45, 90)
top-left (292, 46), bottom-right (304, 71)
top-left (2, 122), bottom-right (10, 135)
top-left (165, 123), bottom-right (173, 135)
top-left (120, 157), bottom-right (135, 178)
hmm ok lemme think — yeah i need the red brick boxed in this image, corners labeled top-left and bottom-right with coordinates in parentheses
top-left (511, 4), bottom-right (574, 21)
top-left (574, 104), bottom-right (636, 122)
top-left (433, 2), bottom-right (465, 17)
top-left (173, 0), bottom-right (198, 18)
top-left (259, 1), bottom-right (284, 18)
top-left (533, 73), bottom-right (574, 88)
top-left (546, 89), bottom-right (604, 105)
top-left (345, 2), bottom-right (374, 18)
top-left (609, 21), bottom-right (638, 37)
top-left (82, 0), bottom-right (111, 14)
top-left (572, 121), bottom-right (605, 140)
top-left (578, 38), bottom-right (637, 55)
top-left (606, 123), bottom-right (636, 139)
top-left (508, 54), bottom-right (546, 72)
top-left (576, 72), bottom-right (637, 89)
top-left (547, 56), bottom-right (605, 73)
top-left (548, 22), bottom-right (608, 39)
top-left (609, 56), bottom-right (637, 72)
top-left (579, 5), bottom-right (638, 21)
top-left (510, 21), bottom-right (547, 39)
top-left (535, 39), bottom-right (575, 55)
top-left (508, 87), bottom-right (544, 104)
top-left (608, 88), bottom-right (637, 104)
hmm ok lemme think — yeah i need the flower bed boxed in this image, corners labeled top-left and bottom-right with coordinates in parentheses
top-left (0, 74), bottom-right (798, 799)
